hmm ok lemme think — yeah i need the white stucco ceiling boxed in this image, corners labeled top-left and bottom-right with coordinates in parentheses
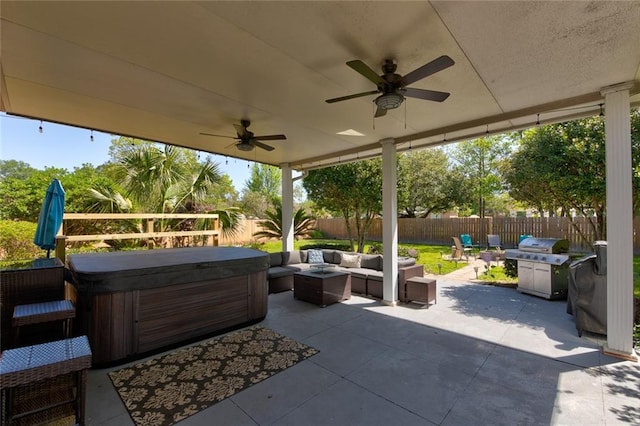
top-left (1, 1), bottom-right (639, 171)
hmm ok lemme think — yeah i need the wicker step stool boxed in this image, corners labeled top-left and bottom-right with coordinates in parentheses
top-left (0, 335), bottom-right (92, 425)
top-left (12, 300), bottom-right (75, 346)
top-left (401, 277), bottom-right (437, 307)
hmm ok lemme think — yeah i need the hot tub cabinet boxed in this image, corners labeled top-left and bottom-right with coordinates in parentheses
top-left (68, 247), bottom-right (269, 365)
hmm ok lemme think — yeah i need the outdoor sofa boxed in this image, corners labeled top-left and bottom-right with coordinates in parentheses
top-left (268, 249), bottom-right (424, 300)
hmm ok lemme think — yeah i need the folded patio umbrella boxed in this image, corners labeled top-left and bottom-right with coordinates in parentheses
top-left (33, 178), bottom-right (66, 258)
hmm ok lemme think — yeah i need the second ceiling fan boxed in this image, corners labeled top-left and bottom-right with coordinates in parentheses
top-left (200, 119), bottom-right (286, 152)
top-left (326, 55), bottom-right (454, 117)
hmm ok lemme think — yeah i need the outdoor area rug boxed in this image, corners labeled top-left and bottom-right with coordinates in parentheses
top-left (108, 325), bottom-right (319, 426)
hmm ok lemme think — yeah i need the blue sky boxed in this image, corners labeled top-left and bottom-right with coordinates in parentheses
top-left (0, 113), bottom-right (253, 192)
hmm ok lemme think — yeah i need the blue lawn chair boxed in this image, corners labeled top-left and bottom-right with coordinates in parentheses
top-left (460, 234), bottom-right (479, 257)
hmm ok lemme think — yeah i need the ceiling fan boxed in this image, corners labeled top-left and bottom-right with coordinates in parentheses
top-left (200, 119), bottom-right (286, 152)
top-left (326, 55), bottom-right (454, 117)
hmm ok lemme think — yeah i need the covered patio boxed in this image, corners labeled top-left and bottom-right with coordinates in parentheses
top-left (2, 0), bottom-right (639, 374)
top-left (86, 272), bottom-right (639, 425)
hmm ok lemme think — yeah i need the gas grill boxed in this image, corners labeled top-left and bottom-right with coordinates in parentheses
top-left (505, 237), bottom-right (570, 299)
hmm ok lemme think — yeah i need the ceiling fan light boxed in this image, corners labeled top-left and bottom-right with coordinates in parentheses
top-left (375, 93), bottom-right (404, 110)
top-left (236, 142), bottom-right (254, 152)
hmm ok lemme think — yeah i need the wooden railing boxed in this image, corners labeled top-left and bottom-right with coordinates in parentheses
top-left (55, 213), bottom-right (220, 261)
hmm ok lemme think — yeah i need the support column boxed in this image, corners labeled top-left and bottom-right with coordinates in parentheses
top-left (381, 139), bottom-right (398, 306)
top-left (281, 164), bottom-right (294, 252)
top-left (601, 82), bottom-right (637, 361)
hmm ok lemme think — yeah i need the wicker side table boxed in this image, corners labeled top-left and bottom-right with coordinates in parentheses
top-left (0, 335), bottom-right (92, 425)
top-left (13, 300), bottom-right (76, 346)
top-left (401, 277), bottom-right (437, 307)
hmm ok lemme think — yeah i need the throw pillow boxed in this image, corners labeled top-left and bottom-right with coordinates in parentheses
top-left (307, 249), bottom-right (324, 264)
top-left (339, 253), bottom-right (361, 268)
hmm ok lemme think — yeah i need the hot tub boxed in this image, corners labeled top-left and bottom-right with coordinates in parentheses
top-left (68, 247), bottom-right (269, 365)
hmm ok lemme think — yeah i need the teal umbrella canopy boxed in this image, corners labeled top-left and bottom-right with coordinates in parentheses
top-left (33, 178), bottom-right (66, 257)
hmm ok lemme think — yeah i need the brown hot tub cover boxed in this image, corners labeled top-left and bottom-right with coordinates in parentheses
top-left (68, 247), bottom-right (269, 294)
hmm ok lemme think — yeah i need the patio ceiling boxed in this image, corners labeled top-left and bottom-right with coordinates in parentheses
top-left (1, 1), bottom-right (639, 171)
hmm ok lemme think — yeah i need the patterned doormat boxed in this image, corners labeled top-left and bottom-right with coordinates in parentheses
top-left (108, 325), bottom-right (319, 426)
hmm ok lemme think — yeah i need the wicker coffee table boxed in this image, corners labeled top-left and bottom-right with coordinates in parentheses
top-left (293, 268), bottom-right (351, 307)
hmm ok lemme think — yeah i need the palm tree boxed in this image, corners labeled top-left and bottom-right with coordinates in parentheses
top-left (253, 200), bottom-right (315, 240)
top-left (89, 142), bottom-right (241, 241)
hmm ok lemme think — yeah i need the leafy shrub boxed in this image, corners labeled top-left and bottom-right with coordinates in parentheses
top-left (504, 259), bottom-right (518, 277)
top-left (309, 229), bottom-right (324, 239)
top-left (0, 220), bottom-right (41, 261)
top-left (367, 243), bottom-right (419, 260)
top-left (299, 243), bottom-right (352, 251)
top-left (242, 239), bottom-right (266, 250)
top-left (399, 246), bottom-right (420, 260)
top-left (368, 242), bottom-right (383, 254)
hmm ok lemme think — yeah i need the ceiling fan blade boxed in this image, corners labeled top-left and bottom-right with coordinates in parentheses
top-left (200, 132), bottom-right (236, 139)
top-left (224, 141), bottom-right (238, 149)
top-left (374, 106), bottom-right (387, 118)
top-left (233, 123), bottom-right (250, 138)
top-left (401, 55), bottom-right (455, 86)
top-left (254, 134), bottom-right (287, 141)
top-left (252, 140), bottom-right (275, 151)
top-left (326, 90), bottom-right (380, 104)
top-left (347, 60), bottom-right (385, 86)
top-left (403, 87), bottom-right (450, 102)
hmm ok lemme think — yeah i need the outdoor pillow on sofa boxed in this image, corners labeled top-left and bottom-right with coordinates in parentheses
top-left (283, 250), bottom-right (302, 264)
top-left (269, 252), bottom-right (283, 267)
top-left (307, 249), bottom-right (324, 264)
top-left (339, 252), bottom-right (361, 268)
top-left (360, 254), bottom-right (383, 271)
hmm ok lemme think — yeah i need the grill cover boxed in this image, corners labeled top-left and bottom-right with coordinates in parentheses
top-left (518, 237), bottom-right (569, 253)
top-left (567, 241), bottom-right (607, 336)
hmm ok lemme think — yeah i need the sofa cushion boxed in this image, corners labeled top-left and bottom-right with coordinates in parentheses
top-left (268, 266), bottom-right (295, 279)
top-left (397, 257), bottom-right (416, 267)
top-left (283, 250), bottom-right (302, 265)
top-left (348, 268), bottom-right (372, 279)
top-left (339, 252), bottom-right (361, 268)
top-left (300, 250), bottom-right (308, 263)
top-left (320, 249), bottom-right (340, 264)
top-left (283, 263), bottom-right (312, 272)
top-left (365, 270), bottom-right (384, 281)
top-left (269, 252), bottom-right (283, 267)
top-left (360, 254), bottom-right (382, 271)
top-left (307, 249), bottom-right (324, 264)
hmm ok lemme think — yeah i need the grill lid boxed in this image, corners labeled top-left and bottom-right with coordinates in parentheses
top-left (505, 249), bottom-right (570, 264)
top-left (518, 237), bottom-right (569, 253)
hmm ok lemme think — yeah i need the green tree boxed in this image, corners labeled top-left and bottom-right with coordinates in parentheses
top-left (503, 110), bottom-right (640, 244)
top-left (99, 137), bottom-right (241, 240)
top-left (397, 149), bottom-right (470, 217)
top-left (450, 136), bottom-right (512, 217)
top-left (252, 200), bottom-right (315, 240)
top-left (0, 160), bottom-right (34, 180)
top-left (0, 166), bottom-right (67, 221)
top-left (303, 159), bottom-right (382, 252)
top-left (240, 164), bottom-right (281, 218)
top-left (244, 164), bottom-right (281, 199)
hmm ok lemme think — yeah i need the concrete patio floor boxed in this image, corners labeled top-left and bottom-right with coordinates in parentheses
top-left (86, 263), bottom-right (639, 425)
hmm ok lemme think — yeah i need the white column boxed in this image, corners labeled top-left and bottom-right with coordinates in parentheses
top-left (601, 82), bottom-right (637, 360)
top-left (280, 163), bottom-right (294, 252)
top-left (381, 138), bottom-right (398, 306)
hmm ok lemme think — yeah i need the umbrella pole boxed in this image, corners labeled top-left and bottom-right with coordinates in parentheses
top-left (46, 249), bottom-right (51, 258)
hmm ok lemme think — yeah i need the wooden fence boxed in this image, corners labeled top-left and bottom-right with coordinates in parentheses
top-left (315, 216), bottom-right (640, 254)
